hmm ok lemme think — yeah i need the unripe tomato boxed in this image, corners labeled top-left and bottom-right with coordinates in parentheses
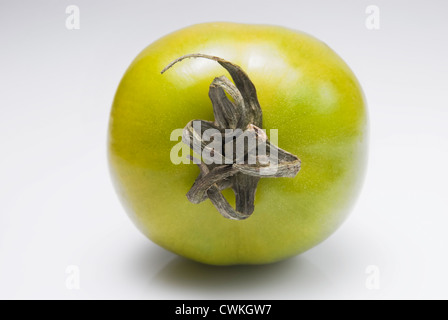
top-left (108, 22), bottom-right (368, 265)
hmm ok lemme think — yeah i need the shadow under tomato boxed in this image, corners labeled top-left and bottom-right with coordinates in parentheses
top-left (147, 253), bottom-right (332, 299)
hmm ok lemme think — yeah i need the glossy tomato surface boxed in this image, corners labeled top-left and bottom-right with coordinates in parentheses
top-left (108, 22), bottom-right (368, 265)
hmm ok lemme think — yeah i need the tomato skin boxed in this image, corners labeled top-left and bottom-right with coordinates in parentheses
top-left (108, 22), bottom-right (368, 265)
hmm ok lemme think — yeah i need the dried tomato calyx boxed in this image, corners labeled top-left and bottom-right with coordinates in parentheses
top-left (162, 54), bottom-right (301, 220)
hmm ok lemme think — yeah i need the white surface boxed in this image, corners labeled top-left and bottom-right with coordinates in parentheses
top-left (0, 0), bottom-right (447, 299)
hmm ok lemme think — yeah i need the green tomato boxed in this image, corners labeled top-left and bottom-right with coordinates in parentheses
top-left (108, 22), bottom-right (368, 265)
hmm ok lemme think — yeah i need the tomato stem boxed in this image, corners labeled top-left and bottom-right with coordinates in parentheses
top-left (162, 54), bottom-right (301, 220)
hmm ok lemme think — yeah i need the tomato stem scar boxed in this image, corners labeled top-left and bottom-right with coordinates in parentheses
top-left (162, 54), bottom-right (301, 220)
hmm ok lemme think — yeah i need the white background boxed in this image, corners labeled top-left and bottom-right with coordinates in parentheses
top-left (0, 0), bottom-right (447, 299)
